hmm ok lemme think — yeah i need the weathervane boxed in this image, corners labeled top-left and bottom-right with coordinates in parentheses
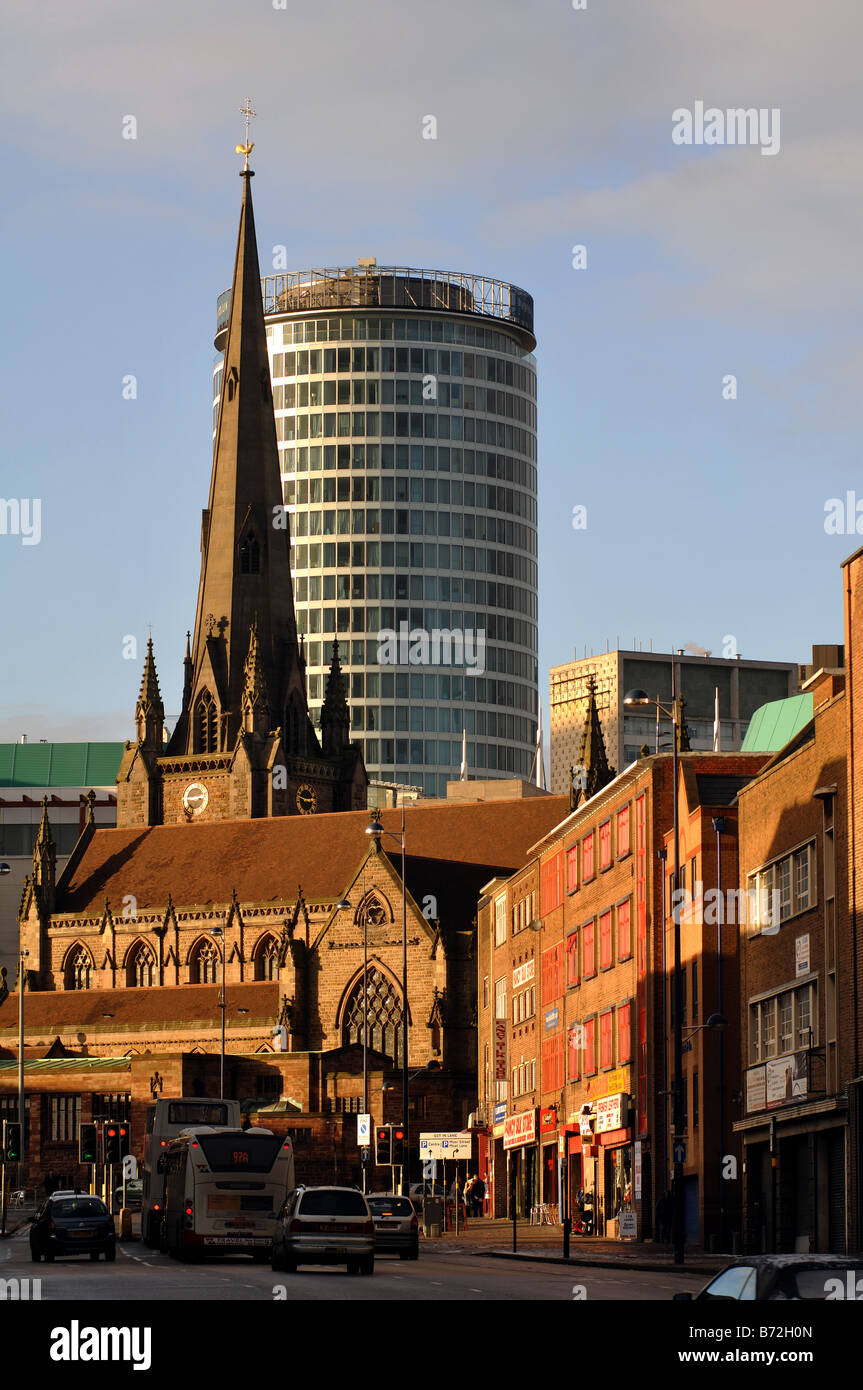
top-left (236, 98), bottom-right (256, 171)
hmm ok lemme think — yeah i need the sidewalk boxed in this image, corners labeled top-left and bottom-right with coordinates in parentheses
top-left (427, 1217), bottom-right (727, 1274)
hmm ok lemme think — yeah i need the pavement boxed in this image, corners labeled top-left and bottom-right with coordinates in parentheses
top-left (430, 1216), bottom-right (728, 1274)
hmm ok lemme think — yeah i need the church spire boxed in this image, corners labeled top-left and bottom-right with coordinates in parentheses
top-left (135, 637), bottom-right (164, 749)
top-left (170, 158), bottom-right (314, 757)
top-left (572, 675), bottom-right (615, 808)
top-left (32, 795), bottom-right (56, 905)
top-left (320, 639), bottom-right (350, 756)
top-left (242, 619), bottom-right (271, 734)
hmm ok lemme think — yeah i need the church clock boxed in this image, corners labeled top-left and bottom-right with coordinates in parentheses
top-left (296, 783), bottom-right (318, 815)
top-left (182, 782), bottom-right (209, 817)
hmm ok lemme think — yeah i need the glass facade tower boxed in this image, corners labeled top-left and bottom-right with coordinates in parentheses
top-left (213, 264), bottom-right (538, 797)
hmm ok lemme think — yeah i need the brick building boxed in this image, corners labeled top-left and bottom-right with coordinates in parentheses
top-left (477, 683), bottom-right (766, 1242)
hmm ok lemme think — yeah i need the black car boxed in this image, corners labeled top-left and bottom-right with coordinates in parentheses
top-left (674, 1254), bottom-right (862, 1301)
top-left (30, 1193), bottom-right (116, 1263)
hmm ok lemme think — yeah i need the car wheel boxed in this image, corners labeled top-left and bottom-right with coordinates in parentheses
top-left (360, 1255), bottom-right (375, 1276)
top-left (251, 1250), bottom-right (269, 1263)
top-left (104, 1243), bottom-right (117, 1262)
top-left (30, 1248), bottom-right (41, 1263)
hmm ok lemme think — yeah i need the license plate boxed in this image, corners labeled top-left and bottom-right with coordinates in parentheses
top-left (203, 1236), bottom-right (270, 1246)
top-left (70, 1230), bottom-right (95, 1239)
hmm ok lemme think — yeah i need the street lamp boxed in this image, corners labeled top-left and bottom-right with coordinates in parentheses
top-left (712, 813), bottom-right (727, 1253)
top-left (209, 926), bottom-right (226, 1101)
top-left (623, 684), bottom-right (687, 1265)
top-left (366, 808), bottom-right (410, 1191)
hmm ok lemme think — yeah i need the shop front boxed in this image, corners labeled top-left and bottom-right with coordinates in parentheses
top-left (504, 1108), bottom-right (537, 1217)
top-left (540, 1106), bottom-right (558, 1206)
top-left (595, 1093), bottom-right (633, 1238)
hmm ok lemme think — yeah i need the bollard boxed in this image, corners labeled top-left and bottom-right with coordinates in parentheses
top-left (119, 1207), bottom-right (133, 1240)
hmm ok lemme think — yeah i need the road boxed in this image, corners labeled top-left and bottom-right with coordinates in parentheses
top-left (0, 1229), bottom-right (707, 1301)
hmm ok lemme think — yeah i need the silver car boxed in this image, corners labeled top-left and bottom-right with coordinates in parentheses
top-left (366, 1193), bottom-right (420, 1259)
top-left (271, 1186), bottom-right (375, 1276)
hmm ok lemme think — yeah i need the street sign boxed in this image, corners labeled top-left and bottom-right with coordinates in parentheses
top-left (673, 1141), bottom-right (686, 1165)
top-left (419, 1131), bottom-right (472, 1160)
top-left (618, 1209), bottom-right (637, 1240)
top-left (357, 1113), bottom-right (371, 1146)
top-left (360, 1146), bottom-right (370, 1162)
top-left (122, 1154), bottom-right (138, 1180)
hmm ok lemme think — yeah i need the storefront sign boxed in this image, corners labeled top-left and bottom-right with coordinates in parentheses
top-left (746, 1066), bottom-right (766, 1113)
top-left (633, 1141), bottom-right (642, 1201)
top-left (493, 1101), bottom-right (507, 1128)
top-left (512, 959), bottom-right (535, 989)
top-left (795, 935), bottom-right (810, 977)
top-left (494, 1019), bottom-right (507, 1080)
top-left (540, 1107), bottom-right (557, 1134)
top-left (504, 1109), bottom-right (536, 1150)
top-left (578, 1107), bottom-right (594, 1138)
top-left (545, 1007), bottom-right (559, 1031)
top-left (585, 1066), bottom-right (630, 1100)
top-left (595, 1093), bottom-right (627, 1134)
top-left (765, 1052), bottom-right (808, 1105)
top-left (618, 1209), bottom-right (637, 1240)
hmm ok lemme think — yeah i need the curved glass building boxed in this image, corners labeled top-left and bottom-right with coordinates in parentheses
top-left (213, 262), bottom-right (538, 797)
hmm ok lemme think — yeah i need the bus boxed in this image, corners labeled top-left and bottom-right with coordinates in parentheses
top-left (160, 1127), bottom-right (295, 1261)
top-left (142, 1097), bottom-right (241, 1246)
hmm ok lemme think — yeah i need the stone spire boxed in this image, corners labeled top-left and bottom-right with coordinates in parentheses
top-left (572, 675), bottom-right (616, 808)
top-left (320, 639), bottom-right (350, 756)
top-left (32, 795), bottom-right (56, 903)
top-left (242, 620), bottom-right (271, 734)
top-left (169, 162), bottom-right (314, 756)
top-left (676, 695), bottom-right (692, 753)
top-left (135, 637), bottom-right (164, 749)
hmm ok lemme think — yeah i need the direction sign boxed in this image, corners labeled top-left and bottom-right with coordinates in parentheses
top-left (419, 1131), bottom-right (472, 1160)
top-left (673, 1140), bottom-right (686, 1165)
top-left (357, 1113), bottom-right (371, 1146)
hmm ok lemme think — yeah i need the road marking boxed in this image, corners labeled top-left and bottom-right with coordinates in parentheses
top-left (469, 1288), bottom-right (483, 1293)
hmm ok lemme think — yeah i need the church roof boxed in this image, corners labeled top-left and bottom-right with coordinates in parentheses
top-left (56, 796), bottom-right (570, 917)
top-left (0, 981), bottom-right (279, 1038)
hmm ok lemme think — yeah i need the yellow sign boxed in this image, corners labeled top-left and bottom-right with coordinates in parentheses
top-left (568, 1068), bottom-right (631, 1121)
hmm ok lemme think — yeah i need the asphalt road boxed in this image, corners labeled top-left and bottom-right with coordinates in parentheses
top-left (1, 1229), bottom-right (707, 1301)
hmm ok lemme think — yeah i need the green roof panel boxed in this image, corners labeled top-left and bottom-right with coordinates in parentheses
top-left (0, 742), bottom-right (125, 788)
top-left (740, 694), bottom-right (814, 753)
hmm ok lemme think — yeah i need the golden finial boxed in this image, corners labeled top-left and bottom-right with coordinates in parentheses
top-left (237, 98), bottom-right (256, 171)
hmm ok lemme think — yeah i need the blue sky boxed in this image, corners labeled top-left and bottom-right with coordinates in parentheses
top-left (1, 0), bottom-right (860, 740)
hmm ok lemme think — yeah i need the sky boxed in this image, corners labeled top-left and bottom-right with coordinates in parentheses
top-left (1, 0), bottom-right (861, 742)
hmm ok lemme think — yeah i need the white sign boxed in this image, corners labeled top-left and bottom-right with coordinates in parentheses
top-left (122, 1154), bottom-right (138, 1180)
top-left (419, 1131), bottom-right (472, 1160)
top-left (503, 1110), bottom-right (536, 1150)
top-left (746, 1066), bottom-right (766, 1113)
top-left (595, 1093), bottom-right (626, 1134)
top-left (795, 934), bottom-right (810, 978)
top-left (618, 1209), bottom-right (637, 1240)
top-left (494, 1019), bottom-right (507, 1081)
top-left (357, 1113), bottom-right (371, 1146)
top-left (512, 959), bottom-right (535, 989)
top-left (766, 1053), bottom-right (807, 1105)
top-left (578, 1107), bottom-right (594, 1138)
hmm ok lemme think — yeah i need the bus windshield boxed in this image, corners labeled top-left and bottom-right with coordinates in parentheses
top-left (167, 1102), bottom-right (232, 1127)
top-left (196, 1133), bottom-right (284, 1173)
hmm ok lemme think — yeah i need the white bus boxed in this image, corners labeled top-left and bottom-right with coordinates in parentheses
top-left (160, 1127), bottom-right (295, 1261)
top-left (142, 1098), bottom-right (241, 1246)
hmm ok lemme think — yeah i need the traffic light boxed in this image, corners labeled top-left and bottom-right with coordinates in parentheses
top-left (78, 1122), bottom-right (98, 1164)
top-left (375, 1125), bottom-right (391, 1165)
top-left (391, 1126), bottom-right (405, 1167)
top-left (118, 1122), bottom-right (131, 1160)
top-left (103, 1122), bottom-right (121, 1164)
top-left (3, 1121), bottom-right (22, 1163)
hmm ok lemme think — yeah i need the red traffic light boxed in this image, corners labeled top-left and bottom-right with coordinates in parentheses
top-left (393, 1129), bottom-right (405, 1141)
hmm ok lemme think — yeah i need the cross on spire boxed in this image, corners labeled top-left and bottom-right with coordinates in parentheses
top-left (236, 98), bottom-right (256, 171)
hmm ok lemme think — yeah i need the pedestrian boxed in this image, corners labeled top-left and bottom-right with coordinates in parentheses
top-left (463, 1174), bottom-right (475, 1214)
top-left (472, 1173), bottom-right (486, 1218)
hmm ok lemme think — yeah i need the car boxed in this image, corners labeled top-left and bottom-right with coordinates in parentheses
top-left (113, 1179), bottom-right (143, 1213)
top-left (673, 1254), bottom-right (863, 1301)
top-left (366, 1193), bottom-right (419, 1259)
top-left (30, 1193), bottom-right (116, 1263)
top-left (271, 1186), bottom-right (375, 1276)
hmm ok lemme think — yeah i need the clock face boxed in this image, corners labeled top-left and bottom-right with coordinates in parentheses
top-left (182, 782), bottom-right (209, 816)
top-left (296, 783), bottom-right (318, 815)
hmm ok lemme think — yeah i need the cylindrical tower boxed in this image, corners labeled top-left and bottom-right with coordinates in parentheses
top-left (213, 261), bottom-right (538, 797)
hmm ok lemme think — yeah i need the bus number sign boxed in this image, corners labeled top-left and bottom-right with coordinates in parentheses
top-left (234, 1151), bottom-right (249, 1164)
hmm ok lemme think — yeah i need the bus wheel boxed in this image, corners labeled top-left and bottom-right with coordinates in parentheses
top-left (251, 1250), bottom-right (269, 1263)
top-left (360, 1256), bottom-right (375, 1277)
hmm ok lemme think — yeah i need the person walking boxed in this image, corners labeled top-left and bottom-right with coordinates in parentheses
top-left (472, 1173), bottom-right (486, 1218)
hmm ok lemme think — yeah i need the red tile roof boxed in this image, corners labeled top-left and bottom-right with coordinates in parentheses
top-left (57, 796), bottom-right (569, 916)
top-left (0, 981), bottom-right (279, 1037)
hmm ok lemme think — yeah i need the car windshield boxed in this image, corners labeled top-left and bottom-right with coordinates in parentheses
top-left (51, 1198), bottom-right (108, 1217)
top-left (299, 1190), bottom-right (368, 1217)
top-left (703, 1266), bottom-right (757, 1300)
top-left (368, 1198), bottom-right (413, 1216)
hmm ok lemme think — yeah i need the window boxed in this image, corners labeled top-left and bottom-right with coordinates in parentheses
top-left (617, 899), bottom-right (631, 960)
top-left (92, 1093), bottom-right (131, 1122)
top-left (194, 690), bottom-right (218, 753)
top-left (48, 1095), bottom-right (80, 1142)
top-left (239, 531), bottom-right (260, 574)
top-left (191, 937), bottom-right (220, 984)
top-left (542, 943), bottom-right (565, 1005)
top-left (748, 842), bottom-right (815, 930)
top-left (494, 894), bottom-right (507, 947)
top-left (617, 804), bottom-right (631, 856)
top-left (750, 983), bottom-right (816, 1062)
top-left (795, 983), bottom-right (812, 1048)
top-left (542, 1033), bottom-right (565, 1091)
top-left (583, 920), bottom-right (595, 979)
top-left (483, 975), bottom-right (489, 1009)
top-left (618, 1002), bottom-right (632, 1063)
top-left (566, 844), bottom-right (578, 893)
top-left (691, 959), bottom-right (698, 1022)
top-left (494, 978), bottom-right (507, 1020)
top-left (65, 945), bottom-right (92, 990)
top-left (599, 910), bottom-right (612, 970)
top-left (254, 935), bottom-right (280, 981)
top-left (599, 820), bottom-right (611, 870)
top-left (600, 1010), bottom-right (613, 1069)
top-left (343, 967), bottom-right (404, 1063)
top-left (541, 850), bottom-right (564, 914)
top-left (582, 833), bottom-right (595, 881)
top-left (794, 847), bottom-right (811, 911)
top-left (126, 940), bottom-right (155, 988)
top-left (568, 1023), bottom-right (581, 1080)
top-left (566, 931), bottom-right (578, 987)
top-left (583, 1017), bottom-right (596, 1075)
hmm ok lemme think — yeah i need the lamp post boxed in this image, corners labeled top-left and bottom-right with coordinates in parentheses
top-left (209, 926), bottom-right (226, 1101)
top-left (366, 808), bottom-right (409, 1192)
top-left (336, 895), bottom-right (371, 1191)
top-left (712, 815), bottom-right (727, 1252)
top-left (624, 684), bottom-right (686, 1264)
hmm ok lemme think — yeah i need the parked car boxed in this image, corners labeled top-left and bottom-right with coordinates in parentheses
top-left (30, 1193), bottom-right (116, 1263)
top-left (271, 1186), bottom-right (374, 1275)
top-left (113, 1179), bottom-right (143, 1213)
top-left (366, 1193), bottom-right (420, 1259)
top-left (674, 1255), bottom-right (863, 1301)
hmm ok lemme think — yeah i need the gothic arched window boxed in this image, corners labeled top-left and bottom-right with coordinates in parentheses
top-left (191, 937), bottom-right (220, 985)
top-left (126, 940), bottom-right (155, 988)
top-left (254, 934), bottom-right (280, 981)
top-left (65, 946), bottom-right (93, 991)
top-left (342, 968), bottom-right (404, 1064)
top-left (194, 690), bottom-right (218, 753)
top-left (240, 532), bottom-right (260, 574)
